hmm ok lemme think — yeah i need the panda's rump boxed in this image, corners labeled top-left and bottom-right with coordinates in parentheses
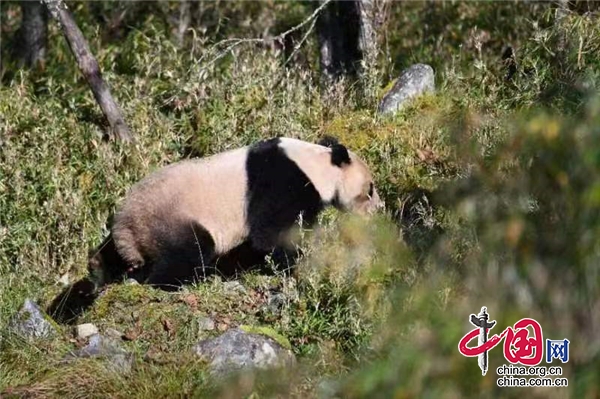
top-left (112, 148), bottom-right (249, 278)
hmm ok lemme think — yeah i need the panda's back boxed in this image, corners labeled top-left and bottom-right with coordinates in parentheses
top-left (112, 147), bottom-right (250, 262)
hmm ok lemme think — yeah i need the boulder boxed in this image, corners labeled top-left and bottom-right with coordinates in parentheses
top-left (9, 299), bottom-right (56, 340)
top-left (193, 328), bottom-right (295, 375)
top-left (378, 63), bottom-right (435, 115)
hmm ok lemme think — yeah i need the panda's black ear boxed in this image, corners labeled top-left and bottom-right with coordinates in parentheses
top-left (318, 135), bottom-right (340, 148)
top-left (319, 136), bottom-right (351, 166)
top-left (330, 144), bottom-right (351, 167)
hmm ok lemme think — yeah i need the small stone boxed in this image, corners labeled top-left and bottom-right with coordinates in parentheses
top-left (9, 299), bottom-right (56, 340)
top-left (64, 334), bottom-right (133, 373)
top-left (224, 281), bottom-right (247, 295)
top-left (197, 316), bottom-right (215, 331)
top-left (378, 63), bottom-right (435, 115)
top-left (317, 379), bottom-right (341, 398)
top-left (193, 328), bottom-right (295, 376)
top-left (105, 328), bottom-right (124, 339)
top-left (58, 273), bottom-right (70, 287)
top-left (76, 323), bottom-right (99, 340)
top-left (124, 278), bottom-right (139, 285)
top-left (266, 292), bottom-right (287, 314)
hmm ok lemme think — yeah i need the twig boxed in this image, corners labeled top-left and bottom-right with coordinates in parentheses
top-left (282, 10), bottom-right (319, 68)
top-left (275, 0), bottom-right (332, 43)
top-left (260, 12), bottom-right (320, 95)
top-left (198, 0), bottom-right (332, 72)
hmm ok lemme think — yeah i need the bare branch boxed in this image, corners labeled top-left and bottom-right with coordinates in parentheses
top-left (198, 0), bottom-right (333, 72)
top-left (43, 0), bottom-right (133, 142)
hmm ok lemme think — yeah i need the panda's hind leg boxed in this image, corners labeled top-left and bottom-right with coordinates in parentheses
top-left (146, 220), bottom-right (217, 290)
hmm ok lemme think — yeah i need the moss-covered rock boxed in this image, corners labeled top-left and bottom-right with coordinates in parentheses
top-left (239, 325), bottom-right (292, 350)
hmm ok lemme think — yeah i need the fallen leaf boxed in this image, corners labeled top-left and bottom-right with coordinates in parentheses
top-left (124, 314), bottom-right (143, 341)
top-left (123, 328), bottom-right (139, 341)
top-left (162, 318), bottom-right (174, 337)
top-left (416, 148), bottom-right (437, 163)
top-left (182, 294), bottom-right (198, 310)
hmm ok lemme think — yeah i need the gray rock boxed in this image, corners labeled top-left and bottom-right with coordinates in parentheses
top-left (197, 316), bottom-right (215, 332)
top-left (193, 328), bottom-right (295, 375)
top-left (76, 323), bottom-right (98, 340)
top-left (9, 299), bottom-right (56, 340)
top-left (317, 378), bottom-right (341, 399)
top-left (266, 292), bottom-right (287, 315)
top-left (378, 63), bottom-right (435, 115)
top-left (65, 334), bottom-right (133, 373)
top-left (105, 328), bottom-right (124, 340)
top-left (124, 278), bottom-right (139, 285)
top-left (223, 281), bottom-right (247, 295)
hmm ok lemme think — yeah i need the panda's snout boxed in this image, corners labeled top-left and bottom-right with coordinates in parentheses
top-left (366, 191), bottom-right (385, 215)
top-left (374, 190), bottom-right (385, 209)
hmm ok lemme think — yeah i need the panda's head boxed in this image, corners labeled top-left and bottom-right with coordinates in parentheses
top-left (319, 137), bottom-right (384, 215)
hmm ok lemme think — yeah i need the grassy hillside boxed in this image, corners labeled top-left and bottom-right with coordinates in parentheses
top-left (1, 2), bottom-right (599, 397)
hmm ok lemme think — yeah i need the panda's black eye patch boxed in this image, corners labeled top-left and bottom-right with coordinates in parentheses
top-left (368, 183), bottom-right (374, 198)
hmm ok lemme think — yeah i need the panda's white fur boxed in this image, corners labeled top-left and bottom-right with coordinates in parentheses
top-left (113, 146), bottom-right (250, 261)
top-left (89, 137), bottom-right (382, 288)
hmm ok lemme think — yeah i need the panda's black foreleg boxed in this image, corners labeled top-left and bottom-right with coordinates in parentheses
top-left (88, 233), bottom-right (131, 286)
top-left (247, 221), bottom-right (285, 251)
top-left (48, 234), bottom-right (125, 323)
top-left (271, 245), bottom-right (301, 273)
top-left (146, 220), bottom-right (217, 290)
top-left (248, 228), bottom-right (302, 275)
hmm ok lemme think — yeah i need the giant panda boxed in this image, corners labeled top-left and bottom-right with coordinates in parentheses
top-left (50, 137), bottom-right (383, 321)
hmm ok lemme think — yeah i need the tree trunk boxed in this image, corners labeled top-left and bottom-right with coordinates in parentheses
top-left (43, 0), bottom-right (133, 142)
top-left (358, 0), bottom-right (377, 72)
top-left (316, 0), bottom-right (337, 83)
top-left (316, 0), bottom-right (361, 84)
top-left (18, 0), bottom-right (48, 69)
top-left (176, 0), bottom-right (191, 47)
top-left (555, 0), bottom-right (570, 53)
top-left (358, 0), bottom-right (379, 99)
top-left (316, 0), bottom-right (385, 99)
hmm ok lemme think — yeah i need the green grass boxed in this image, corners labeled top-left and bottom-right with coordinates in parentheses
top-left (1, 2), bottom-right (600, 397)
